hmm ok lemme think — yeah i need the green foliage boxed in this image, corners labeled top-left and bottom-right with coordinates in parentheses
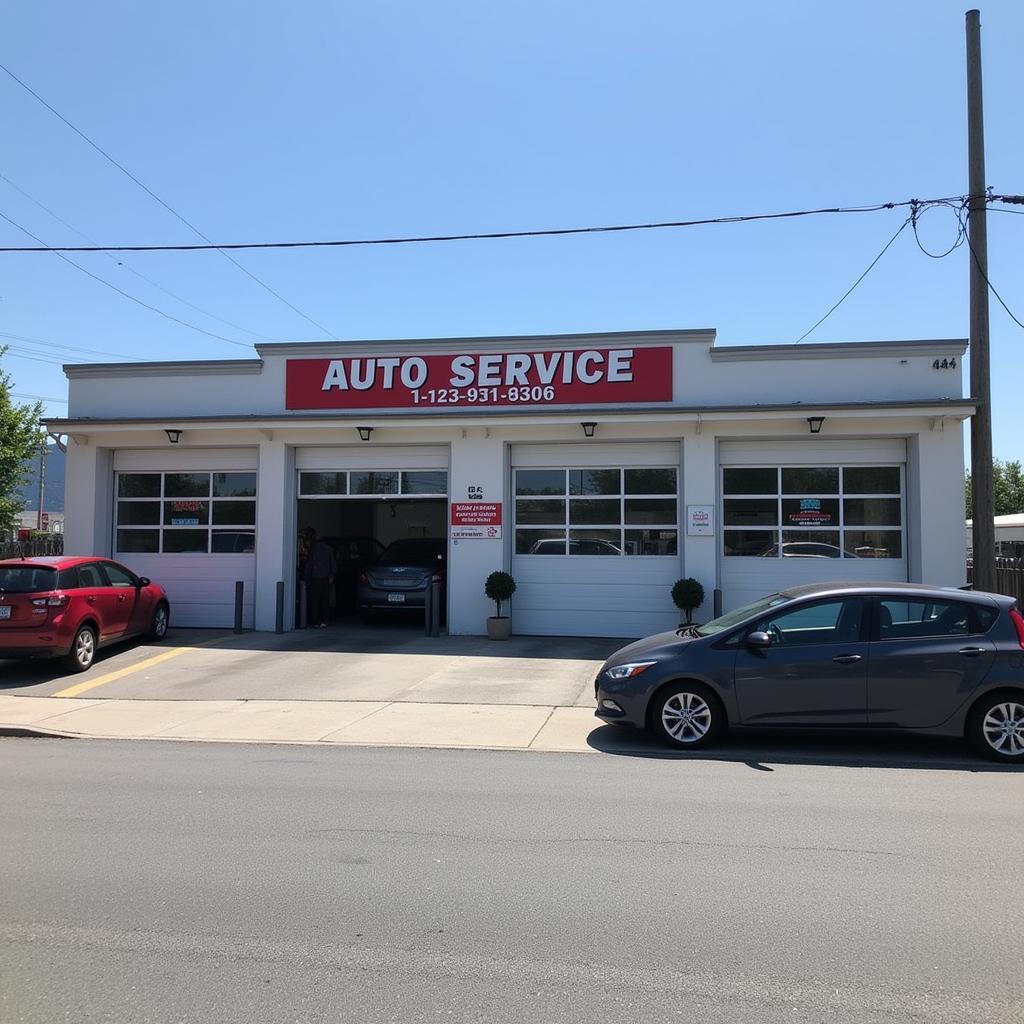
top-left (0, 348), bottom-right (45, 532)
top-left (671, 577), bottom-right (705, 624)
top-left (965, 459), bottom-right (1024, 519)
top-left (484, 570), bottom-right (517, 618)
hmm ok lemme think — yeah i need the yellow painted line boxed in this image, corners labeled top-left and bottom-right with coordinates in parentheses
top-left (52, 635), bottom-right (235, 699)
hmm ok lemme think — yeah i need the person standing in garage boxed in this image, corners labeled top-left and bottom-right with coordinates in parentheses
top-left (303, 528), bottom-right (337, 628)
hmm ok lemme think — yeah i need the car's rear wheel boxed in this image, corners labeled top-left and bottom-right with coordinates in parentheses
top-left (650, 683), bottom-right (722, 749)
top-left (149, 603), bottom-right (169, 640)
top-left (64, 625), bottom-right (97, 673)
top-left (967, 691), bottom-right (1024, 762)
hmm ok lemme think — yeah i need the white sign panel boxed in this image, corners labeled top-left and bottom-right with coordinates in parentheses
top-left (686, 505), bottom-right (714, 536)
top-left (451, 525), bottom-right (502, 540)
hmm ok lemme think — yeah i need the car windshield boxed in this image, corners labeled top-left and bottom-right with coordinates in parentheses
top-left (695, 592), bottom-right (791, 636)
top-left (0, 565), bottom-right (58, 594)
top-left (377, 540), bottom-right (445, 566)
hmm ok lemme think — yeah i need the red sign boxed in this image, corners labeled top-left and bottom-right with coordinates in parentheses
top-left (285, 346), bottom-right (673, 410)
top-left (451, 503), bottom-right (502, 527)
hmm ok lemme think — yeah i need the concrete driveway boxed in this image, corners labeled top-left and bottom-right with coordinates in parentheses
top-left (0, 623), bottom-right (625, 707)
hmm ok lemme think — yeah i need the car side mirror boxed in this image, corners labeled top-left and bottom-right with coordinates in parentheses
top-left (137, 577), bottom-right (151, 587)
top-left (746, 630), bottom-right (772, 649)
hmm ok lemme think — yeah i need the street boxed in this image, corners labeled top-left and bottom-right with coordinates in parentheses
top-left (1, 737), bottom-right (1022, 1023)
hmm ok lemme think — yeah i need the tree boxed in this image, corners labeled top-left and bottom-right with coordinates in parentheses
top-left (0, 347), bottom-right (45, 532)
top-left (965, 459), bottom-right (1024, 519)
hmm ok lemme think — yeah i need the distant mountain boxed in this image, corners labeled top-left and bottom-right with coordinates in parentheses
top-left (16, 444), bottom-right (65, 512)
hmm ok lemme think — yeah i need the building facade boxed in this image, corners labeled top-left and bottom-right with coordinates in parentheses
top-left (49, 329), bottom-right (972, 637)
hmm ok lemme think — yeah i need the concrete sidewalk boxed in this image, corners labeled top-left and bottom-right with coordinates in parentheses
top-left (0, 693), bottom-right (614, 753)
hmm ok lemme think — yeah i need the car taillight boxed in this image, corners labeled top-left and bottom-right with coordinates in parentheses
top-left (32, 593), bottom-right (69, 608)
top-left (1009, 607), bottom-right (1024, 649)
top-left (359, 572), bottom-right (368, 584)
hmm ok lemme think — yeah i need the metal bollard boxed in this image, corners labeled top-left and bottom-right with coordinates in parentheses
top-left (234, 580), bottom-right (244, 633)
top-left (275, 581), bottom-right (285, 633)
top-left (298, 581), bottom-right (307, 629)
top-left (423, 580), bottom-right (433, 637)
top-left (713, 587), bottom-right (722, 619)
top-left (429, 577), bottom-right (441, 638)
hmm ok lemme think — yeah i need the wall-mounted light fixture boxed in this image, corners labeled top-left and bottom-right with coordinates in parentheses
top-left (165, 429), bottom-right (182, 444)
top-left (806, 416), bottom-right (824, 434)
top-left (581, 421), bottom-right (597, 438)
top-left (357, 426), bottom-right (373, 441)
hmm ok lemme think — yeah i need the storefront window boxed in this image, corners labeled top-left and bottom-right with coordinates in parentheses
top-left (115, 471), bottom-right (257, 554)
top-left (722, 465), bottom-right (903, 558)
top-left (514, 467), bottom-right (677, 555)
top-left (299, 470), bottom-right (447, 498)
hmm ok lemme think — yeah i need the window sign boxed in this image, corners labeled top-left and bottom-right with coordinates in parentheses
top-left (686, 505), bottom-right (714, 536)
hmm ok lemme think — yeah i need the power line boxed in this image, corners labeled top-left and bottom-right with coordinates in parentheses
top-left (0, 209), bottom-right (255, 349)
top-left (0, 61), bottom-right (334, 337)
top-left (0, 197), bottom-right (961, 255)
top-left (795, 217), bottom-right (911, 343)
top-left (0, 330), bottom-right (146, 361)
top-left (964, 230), bottom-right (1024, 332)
top-left (11, 392), bottom-right (67, 403)
top-left (0, 170), bottom-right (276, 342)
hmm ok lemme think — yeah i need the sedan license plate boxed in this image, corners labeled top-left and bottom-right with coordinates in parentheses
top-left (0, 606), bottom-right (10, 619)
top-left (387, 592), bottom-right (406, 604)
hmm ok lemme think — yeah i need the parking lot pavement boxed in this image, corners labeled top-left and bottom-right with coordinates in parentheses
top-left (0, 623), bottom-right (622, 706)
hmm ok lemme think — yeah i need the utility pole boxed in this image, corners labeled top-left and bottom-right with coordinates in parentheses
top-left (966, 9), bottom-right (995, 591)
top-left (36, 441), bottom-right (46, 533)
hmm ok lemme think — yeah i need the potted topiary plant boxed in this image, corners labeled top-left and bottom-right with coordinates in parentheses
top-left (671, 577), bottom-right (705, 626)
top-left (485, 570), bottom-right (516, 640)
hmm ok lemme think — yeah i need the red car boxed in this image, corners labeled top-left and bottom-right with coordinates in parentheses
top-left (0, 556), bottom-right (170, 673)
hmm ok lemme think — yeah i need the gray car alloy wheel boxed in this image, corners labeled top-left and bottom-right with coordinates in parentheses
top-left (152, 605), bottom-right (169, 640)
top-left (661, 691), bottom-right (713, 744)
top-left (982, 701), bottom-right (1024, 757)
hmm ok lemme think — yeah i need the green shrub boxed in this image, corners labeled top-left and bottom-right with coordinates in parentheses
top-left (671, 577), bottom-right (705, 624)
top-left (485, 571), bottom-right (517, 618)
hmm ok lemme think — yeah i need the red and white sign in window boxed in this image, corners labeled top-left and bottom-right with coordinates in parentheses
top-left (450, 502), bottom-right (502, 540)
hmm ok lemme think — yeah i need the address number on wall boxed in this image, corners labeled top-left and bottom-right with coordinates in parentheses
top-left (933, 357), bottom-right (957, 369)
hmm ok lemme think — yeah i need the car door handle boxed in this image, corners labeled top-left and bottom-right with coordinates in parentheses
top-left (832, 654), bottom-right (863, 665)
top-left (958, 647), bottom-right (986, 657)
top-left (117, 594), bottom-right (127, 602)
top-left (86, 597), bottom-right (95, 604)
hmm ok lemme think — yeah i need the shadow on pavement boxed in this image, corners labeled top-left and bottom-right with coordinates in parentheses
top-left (585, 722), bottom-right (1021, 773)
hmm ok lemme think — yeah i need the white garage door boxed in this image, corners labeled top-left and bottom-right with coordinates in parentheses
top-left (112, 449), bottom-right (257, 628)
top-left (510, 442), bottom-right (681, 638)
top-left (719, 439), bottom-right (908, 611)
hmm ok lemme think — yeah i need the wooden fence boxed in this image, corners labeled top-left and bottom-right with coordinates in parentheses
top-left (967, 558), bottom-right (1024, 605)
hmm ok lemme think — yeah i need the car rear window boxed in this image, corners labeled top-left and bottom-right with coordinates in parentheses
top-left (0, 565), bottom-right (58, 593)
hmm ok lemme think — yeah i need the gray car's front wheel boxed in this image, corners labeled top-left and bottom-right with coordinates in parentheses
top-left (650, 683), bottom-right (722, 749)
top-left (968, 691), bottom-right (1024, 763)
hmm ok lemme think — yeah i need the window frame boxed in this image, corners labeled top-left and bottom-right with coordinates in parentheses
top-left (297, 469), bottom-right (448, 499)
top-left (870, 594), bottom-right (994, 641)
top-left (513, 466), bottom-right (679, 557)
top-left (114, 471), bottom-right (257, 555)
top-left (721, 464), bottom-right (904, 560)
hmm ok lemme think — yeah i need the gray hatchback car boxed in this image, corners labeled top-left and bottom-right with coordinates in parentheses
top-left (595, 582), bottom-right (1024, 762)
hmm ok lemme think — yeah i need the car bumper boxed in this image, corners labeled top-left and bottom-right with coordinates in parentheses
top-left (594, 674), bottom-right (654, 728)
top-left (357, 585), bottom-right (428, 611)
top-left (0, 628), bottom-right (69, 659)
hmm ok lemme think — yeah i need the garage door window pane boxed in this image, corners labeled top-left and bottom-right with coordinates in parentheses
top-left (164, 473), bottom-right (211, 498)
top-left (625, 529), bottom-right (678, 555)
top-left (843, 498), bottom-right (901, 527)
top-left (569, 469), bottom-right (620, 495)
top-left (212, 500), bottom-right (256, 526)
top-left (300, 472), bottom-right (346, 496)
top-left (164, 501), bottom-right (209, 526)
top-left (723, 468), bottom-right (777, 494)
top-left (724, 530), bottom-right (776, 556)
top-left (624, 498), bottom-right (676, 525)
top-left (163, 530), bottom-right (209, 553)
top-left (724, 498), bottom-right (777, 527)
top-left (401, 471), bottom-right (447, 495)
top-left (350, 471), bottom-right (398, 495)
top-left (843, 467), bottom-right (900, 494)
top-left (116, 529), bottom-right (159, 553)
top-left (624, 468), bottom-right (676, 494)
top-left (569, 499), bottom-right (619, 525)
top-left (118, 473), bottom-right (161, 498)
top-left (516, 470), bottom-right (565, 496)
top-left (779, 531), bottom-right (842, 555)
top-left (213, 472), bottom-right (257, 497)
top-left (212, 530), bottom-right (255, 553)
top-left (117, 500), bottom-right (160, 525)
top-left (516, 529), bottom-right (566, 554)
top-left (516, 498), bottom-right (564, 524)
top-left (569, 529), bottom-right (621, 554)
top-left (782, 467), bottom-right (839, 494)
top-left (782, 498), bottom-right (840, 527)
top-left (845, 530), bottom-right (902, 558)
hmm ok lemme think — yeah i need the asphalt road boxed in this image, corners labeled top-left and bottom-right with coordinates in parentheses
top-left (2, 738), bottom-right (1022, 1024)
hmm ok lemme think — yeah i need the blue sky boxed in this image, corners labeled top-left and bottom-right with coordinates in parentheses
top-left (1, 1), bottom-right (1022, 457)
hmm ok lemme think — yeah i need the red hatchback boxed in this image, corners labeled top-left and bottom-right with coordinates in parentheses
top-left (0, 557), bottom-right (170, 673)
